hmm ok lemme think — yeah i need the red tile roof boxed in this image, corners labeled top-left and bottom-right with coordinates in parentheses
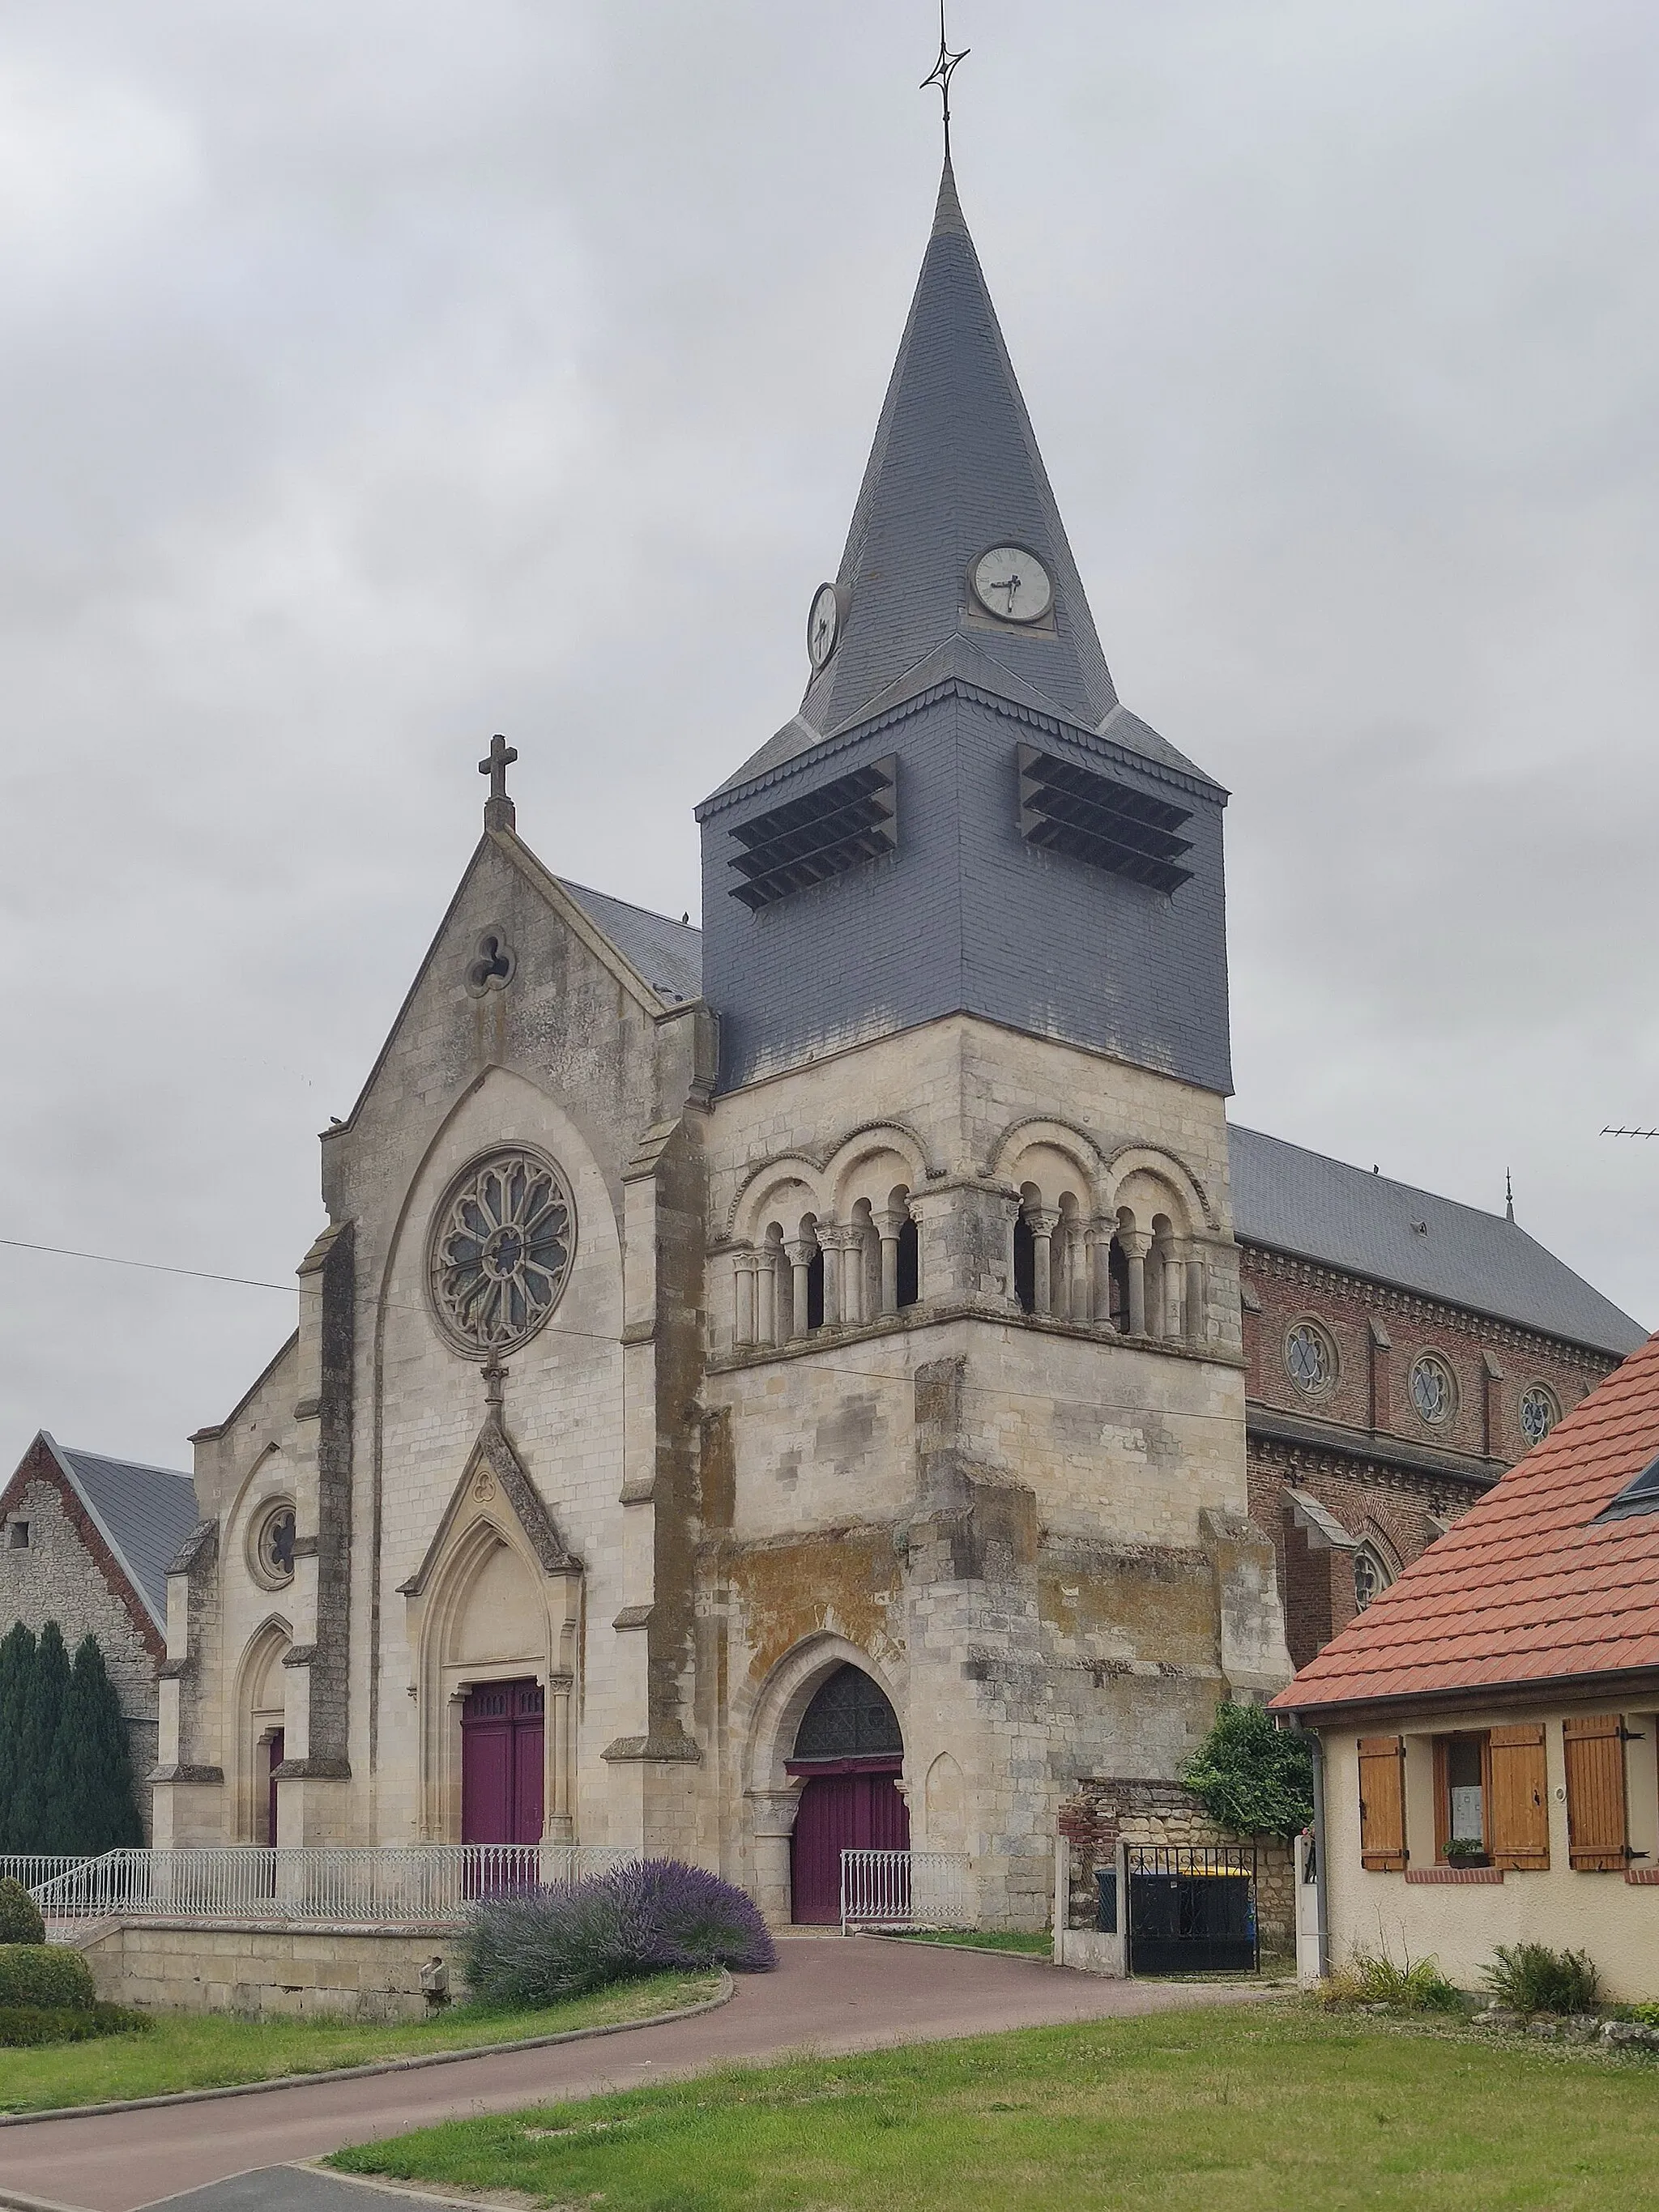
top-left (1272, 1328), bottom-right (1659, 1712)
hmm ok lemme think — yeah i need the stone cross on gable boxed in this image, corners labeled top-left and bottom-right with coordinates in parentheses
top-left (480, 734), bottom-right (518, 832)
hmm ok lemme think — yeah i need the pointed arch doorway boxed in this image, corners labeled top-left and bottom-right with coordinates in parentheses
top-left (787, 1664), bottom-right (908, 1924)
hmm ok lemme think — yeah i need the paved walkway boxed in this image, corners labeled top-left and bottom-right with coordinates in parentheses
top-left (0, 1938), bottom-right (1275, 2212)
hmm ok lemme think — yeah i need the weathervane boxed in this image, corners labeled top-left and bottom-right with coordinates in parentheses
top-left (921, 2), bottom-right (969, 160)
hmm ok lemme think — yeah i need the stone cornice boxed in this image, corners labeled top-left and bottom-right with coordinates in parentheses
top-left (1237, 1243), bottom-right (1616, 1375)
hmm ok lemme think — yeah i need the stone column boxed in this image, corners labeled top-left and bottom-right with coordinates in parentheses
top-left (757, 1247), bottom-right (778, 1346)
top-left (1069, 1223), bottom-right (1093, 1323)
top-left (733, 1251), bottom-right (757, 1348)
top-left (748, 1787), bottom-right (804, 1928)
top-left (877, 1207), bottom-right (906, 1316)
top-left (546, 1673), bottom-right (574, 1842)
top-left (1026, 1207), bottom-right (1060, 1316)
top-left (787, 1239), bottom-right (814, 1338)
top-left (820, 1224), bottom-right (862, 1328)
top-left (1120, 1230), bottom-right (1150, 1337)
top-left (1184, 1252), bottom-right (1207, 1345)
top-left (1090, 1222), bottom-right (1114, 1324)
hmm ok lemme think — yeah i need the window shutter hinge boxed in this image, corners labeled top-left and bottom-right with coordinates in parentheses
top-left (1619, 1727), bottom-right (1645, 1742)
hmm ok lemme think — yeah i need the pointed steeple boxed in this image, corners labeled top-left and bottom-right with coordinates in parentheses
top-left (799, 159), bottom-right (1119, 744)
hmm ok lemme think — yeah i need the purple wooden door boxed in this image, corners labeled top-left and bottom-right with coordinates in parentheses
top-left (791, 1766), bottom-right (910, 1924)
top-left (461, 1680), bottom-right (545, 1845)
top-left (266, 1728), bottom-right (284, 1848)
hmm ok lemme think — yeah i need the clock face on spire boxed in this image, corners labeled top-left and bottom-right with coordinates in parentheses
top-left (970, 544), bottom-right (1053, 625)
top-left (807, 582), bottom-right (843, 671)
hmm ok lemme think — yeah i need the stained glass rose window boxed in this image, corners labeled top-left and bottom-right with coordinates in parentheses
top-left (428, 1149), bottom-right (576, 1354)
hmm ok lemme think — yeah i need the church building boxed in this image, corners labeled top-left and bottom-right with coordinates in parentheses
top-left (150, 160), bottom-right (1640, 1929)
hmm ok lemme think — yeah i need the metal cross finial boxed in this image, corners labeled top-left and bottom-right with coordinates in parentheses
top-left (479, 733), bottom-right (518, 832)
top-left (920, 2), bottom-right (969, 160)
top-left (1505, 1168), bottom-right (1515, 1223)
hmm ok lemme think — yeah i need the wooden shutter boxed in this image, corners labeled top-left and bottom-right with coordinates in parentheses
top-left (1358, 1735), bottom-right (1408, 1870)
top-left (1563, 1714), bottom-right (1629, 1871)
top-left (1488, 1724), bottom-right (1549, 1870)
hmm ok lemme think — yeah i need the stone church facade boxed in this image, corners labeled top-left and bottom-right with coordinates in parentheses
top-left (150, 160), bottom-right (1640, 1929)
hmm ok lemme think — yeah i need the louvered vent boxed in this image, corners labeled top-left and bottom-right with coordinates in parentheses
top-left (727, 757), bottom-right (898, 910)
top-left (1017, 744), bottom-right (1193, 894)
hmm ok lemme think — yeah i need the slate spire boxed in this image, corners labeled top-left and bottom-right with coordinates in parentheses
top-left (798, 157), bottom-right (1120, 743)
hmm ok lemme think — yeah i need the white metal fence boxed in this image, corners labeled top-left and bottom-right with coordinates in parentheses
top-left (0, 1856), bottom-right (92, 1895)
top-left (839, 1849), bottom-right (970, 1933)
top-left (32, 1845), bottom-right (632, 1926)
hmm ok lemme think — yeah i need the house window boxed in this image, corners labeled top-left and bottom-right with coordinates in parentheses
top-left (1434, 1733), bottom-right (1489, 1862)
top-left (1563, 1714), bottom-right (1635, 1871)
top-left (6, 1522), bottom-right (28, 1550)
top-left (1357, 1735), bottom-right (1408, 1871)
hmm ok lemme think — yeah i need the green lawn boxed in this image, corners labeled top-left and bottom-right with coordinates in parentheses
top-left (0, 1971), bottom-right (720, 2115)
top-left (330, 2001), bottom-right (1659, 2211)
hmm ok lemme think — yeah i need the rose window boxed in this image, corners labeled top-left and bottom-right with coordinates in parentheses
top-left (252, 1502), bottom-right (296, 1589)
top-left (428, 1149), bottom-right (576, 1354)
top-left (1410, 1353), bottom-right (1455, 1426)
top-left (1286, 1321), bottom-right (1334, 1396)
top-left (1519, 1385), bottom-right (1559, 1448)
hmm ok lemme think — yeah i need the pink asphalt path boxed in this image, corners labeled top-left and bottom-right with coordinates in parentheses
top-left (0, 1937), bottom-right (1275, 2212)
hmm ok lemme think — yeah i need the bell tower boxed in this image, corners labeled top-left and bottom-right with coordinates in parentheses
top-left (696, 160), bottom-right (1232, 1097)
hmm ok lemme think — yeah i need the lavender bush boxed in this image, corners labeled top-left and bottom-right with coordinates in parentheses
top-left (463, 1858), bottom-right (776, 2005)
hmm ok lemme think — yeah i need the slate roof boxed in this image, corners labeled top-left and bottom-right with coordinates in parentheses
top-left (557, 880), bottom-right (703, 1008)
top-left (1230, 1126), bottom-right (1644, 1358)
top-left (41, 1436), bottom-right (198, 1629)
top-left (1273, 1327), bottom-right (1659, 1712)
top-left (710, 161), bottom-right (1208, 803)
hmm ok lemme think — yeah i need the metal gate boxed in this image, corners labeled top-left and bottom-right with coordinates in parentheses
top-left (1126, 1844), bottom-right (1257, 1975)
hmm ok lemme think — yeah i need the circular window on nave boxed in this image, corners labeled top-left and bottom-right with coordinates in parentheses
top-left (250, 1500), bottom-right (296, 1589)
top-left (1409, 1353), bottom-right (1456, 1427)
top-left (1519, 1383), bottom-right (1560, 1449)
top-left (1285, 1319), bottom-right (1336, 1398)
top-left (428, 1148), bottom-right (577, 1355)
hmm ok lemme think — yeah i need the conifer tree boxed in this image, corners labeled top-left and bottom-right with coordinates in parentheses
top-left (44, 1637), bottom-right (143, 1852)
top-left (0, 1624), bottom-right (37, 1854)
top-left (13, 1622), bottom-right (69, 1853)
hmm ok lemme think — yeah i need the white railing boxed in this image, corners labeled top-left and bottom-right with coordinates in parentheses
top-left (32, 1845), bottom-right (632, 1926)
top-left (840, 1849), bottom-right (971, 1933)
top-left (0, 1856), bottom-right (92, 1895)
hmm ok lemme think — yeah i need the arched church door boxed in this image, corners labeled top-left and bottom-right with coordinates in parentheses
top-left (787, 1664), bottom-right (907, 1924)
top-left (460, 1679), bottom-right (545, 1845)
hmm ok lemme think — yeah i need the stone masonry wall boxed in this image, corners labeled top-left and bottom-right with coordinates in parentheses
top-left (1059, 1776), bottom-right (1294, 1949)
top-left (76, 1920), bottom-right (467, 2021)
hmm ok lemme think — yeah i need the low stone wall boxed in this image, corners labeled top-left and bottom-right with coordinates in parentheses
top-left (1058, 1777), bottom-right (1294, 1947)
top-left (72, 1919), bottom-right (470, 2021)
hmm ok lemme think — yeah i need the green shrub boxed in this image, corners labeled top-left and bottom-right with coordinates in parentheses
top-left (0, 1877), bottom-right (45, 1946)
top-left (1481, 1943), bottom-right (1600, 2017)
top-left (1323, 1945), bottom-right (1461, 2012)
top-left (0, 2001), bottom-right (150, 2048)
top-left (0, 1944), bottom-right (96, 2011)
top-left (1180, 1703), bottom-right (1314, 1839)
top-left (1631, 2001), bottom-right (1659, 2029)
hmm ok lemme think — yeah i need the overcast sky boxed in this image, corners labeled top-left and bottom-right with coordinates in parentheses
top-left (2, 1), bottom-right (1657, 1471)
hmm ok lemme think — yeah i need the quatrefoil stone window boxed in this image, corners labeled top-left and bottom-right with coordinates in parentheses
top-left (427, 1149), bottom-right (577, 1355)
